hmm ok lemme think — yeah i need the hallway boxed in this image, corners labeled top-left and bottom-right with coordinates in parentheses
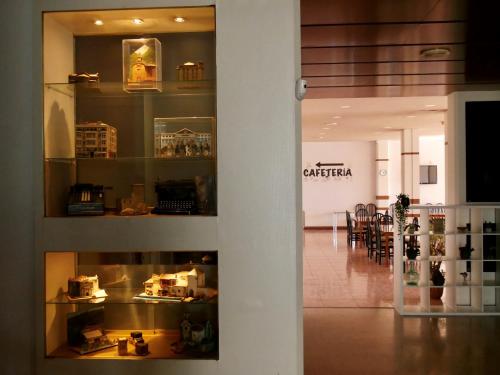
top-left (303, 229), bottom-right (500, 374)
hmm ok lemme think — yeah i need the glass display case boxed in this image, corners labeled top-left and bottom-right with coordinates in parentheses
top-left (43, 7), bottom-right (217, 217)
top-left (122, 38), bottom-right (162, 92)
top-left (45, 251), bottom-right (218, 359)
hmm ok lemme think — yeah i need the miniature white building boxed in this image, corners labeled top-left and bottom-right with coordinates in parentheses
top-left (76, 121), bottom-right (117, 159)
top-left (144, 268), bottom-right (206, 298)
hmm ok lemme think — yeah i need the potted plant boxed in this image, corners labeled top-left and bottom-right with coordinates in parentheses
top-left (406, 246), bottom-right (419, 260)
top-left (430, 236), bottom-right (445, 299)
top-left (459, 245), bottom-right (474, 260)
top-left (395, 193), bottom-right (410, 235)
top-left (430, 265), bottom-right (445, 299)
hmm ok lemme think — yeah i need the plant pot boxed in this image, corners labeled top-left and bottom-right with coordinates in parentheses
top-left (459, 247), bottom-right (472, 260)
top-left (430, 287), bottom-right (444, 299)
top-left (406, 248), bottom-right (418, 260)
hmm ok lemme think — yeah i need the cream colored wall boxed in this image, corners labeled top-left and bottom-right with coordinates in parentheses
top-left (43, 15), bottom-right (75, 158)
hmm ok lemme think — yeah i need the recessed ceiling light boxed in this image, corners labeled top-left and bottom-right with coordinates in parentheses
top-left (94, 19), bottom-right (104, 26)
top-left (341, 105), bottom-right (351, 109)
top-left (132, 18), bottom-right (144, 25)
top-left (322, 127), bottom-right (330, 130)
top-left (407, 115), bottom-right (417, 118)
top-left (174, 16), bottom-right (186, 23)
top-left (420, 47), bottom-right (450, 58)
top-left (319, 132), bottom-right (326, 135)
top-left (333, 115), bottom-right (341, 119)
top-left (325, 122), bottom-right (337, 126)
top-left (425, 104), bottom-right (437, 108)
top-left (384, 126), bottom-right (393, 129)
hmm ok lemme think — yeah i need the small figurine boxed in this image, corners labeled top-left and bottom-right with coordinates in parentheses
top-left (131, 57), bottom-right (147, 82)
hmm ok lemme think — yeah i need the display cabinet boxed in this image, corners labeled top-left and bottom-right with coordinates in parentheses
top-left (45, 251), bottom-right (218, 359)
top-left (43, 8), bottom-right (217, 217)
top-left (395, 204), bottom-right (500, 315)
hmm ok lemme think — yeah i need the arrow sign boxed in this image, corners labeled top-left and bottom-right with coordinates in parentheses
top-left (316, 162), bottom-right (344, 167)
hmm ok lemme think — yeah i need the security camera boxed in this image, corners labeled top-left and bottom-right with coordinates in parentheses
top-left (295, 78), bottom-right (308, 101)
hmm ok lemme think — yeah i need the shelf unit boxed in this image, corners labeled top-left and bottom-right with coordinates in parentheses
top-left (45, 251), bottom-right (219, 359)
top-left (395, 204), bottom-right (500, 315)
top-left (42, 7), bottom-right (220, 362)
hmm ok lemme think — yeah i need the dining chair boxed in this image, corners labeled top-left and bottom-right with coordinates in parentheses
top-left (366, 203), bottom-right (377, 218)
top-left (372, 212), bottom-right (384, 224)
top-left (354, 203), bottom-right (366, 215)
top-left (346, 210), bottom-right (363, 246)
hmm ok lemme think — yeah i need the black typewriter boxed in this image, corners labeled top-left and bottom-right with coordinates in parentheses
top-left (67, 184), bottom-right (105, 216)
top-left (152, 179), bottom-right (198, 215)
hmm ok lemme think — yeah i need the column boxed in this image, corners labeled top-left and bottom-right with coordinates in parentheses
top-left (401, 129), bottom-right (420, 205)
top-left (376, 140), bottom-right (389, 212)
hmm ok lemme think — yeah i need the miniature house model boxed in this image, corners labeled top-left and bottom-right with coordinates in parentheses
top-left (75, 122), bottom-right (117, 159)
top-left (144, 268), bottom-right (206, 298)
top-left (154, 128), bottom-right (212, 158)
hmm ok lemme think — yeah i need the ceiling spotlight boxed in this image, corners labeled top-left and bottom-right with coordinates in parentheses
top-left (94, 19), bottom-right (104, 26)
top-left (341, 105), bottom-right (351, 109)
top-left (333, 116), bottom-right (341, 119)
top-left (384, 126), bottom-right (393, 129)
top-left (322, 127), bottom-right (330, 130)
top-left (174, 16), bottom-right (186, 23)
top-left (132, 18), bottom-right (144, 25)
top-left (325, 122), bottom-right (337, 126)
top-left (420, 47), bottom-right (450, 58)
top-left (407, 115), bottom-right (417, 118)
top-left (425, 104), bottom-right (437, 108)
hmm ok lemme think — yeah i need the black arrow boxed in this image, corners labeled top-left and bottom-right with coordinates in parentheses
top-left (316, 162), bottom-right (344, 168)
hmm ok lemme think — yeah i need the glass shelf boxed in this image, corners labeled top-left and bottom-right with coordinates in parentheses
top-left (46, 288), bottom-right (218, 305)
top-left (45, 80), bottom-right (216, 98)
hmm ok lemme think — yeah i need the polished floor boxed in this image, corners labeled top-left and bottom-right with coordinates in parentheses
top-left (304, 229), bottom-right (500, 374)
top-left (303, 229), bottom-right (393, 308)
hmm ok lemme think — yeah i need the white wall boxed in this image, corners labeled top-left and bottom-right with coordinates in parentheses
top-left (419, 135), bottom-right (445, 204)
top-left (387, 139), bottom-right (401, 206)
top-left (302, 141), bottom-right (376, 226)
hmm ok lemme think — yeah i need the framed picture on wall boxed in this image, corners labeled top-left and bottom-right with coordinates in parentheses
top-left (420, 165), bottom-right (437, 184)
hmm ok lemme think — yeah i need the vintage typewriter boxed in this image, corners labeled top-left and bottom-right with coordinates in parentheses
top-left (152, 179), bottom-right (198, 215)
top-left (67, 184), bottom-right (105, 216)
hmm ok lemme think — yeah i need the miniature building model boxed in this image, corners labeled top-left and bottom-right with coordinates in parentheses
top-left (75, 122), bottom-right (117, 159)
top-left (68, 275), bottom-right (101, 298)
top-left (144, 268), bottom-right (207, 298)
top-left (176, 61), bottom-right (205, 81)
top-left (154, 128), bottom-right (211, 158)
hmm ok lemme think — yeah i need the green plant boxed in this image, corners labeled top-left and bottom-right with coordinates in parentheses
top-left (430, 236), bottom-right (446, 286)
top-left (395, 193), bottom-right (410, 234)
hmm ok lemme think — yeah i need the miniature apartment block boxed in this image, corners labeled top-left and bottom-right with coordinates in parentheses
top-left (75, 122), bottom-right (117, 159)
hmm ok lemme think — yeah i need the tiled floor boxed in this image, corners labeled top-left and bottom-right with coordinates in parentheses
top-left (303, 229), bottom-right (500, 374)
top-left (304, 229), bottom-right (393, 308)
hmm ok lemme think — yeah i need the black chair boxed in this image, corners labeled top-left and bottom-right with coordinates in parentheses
top-left (377, 216), bottom-right (394, 264)
top-left (372, 212), bottom-right (384, 224)
top-left (380, 214), bottom-right (394, 233)
top-left (355, 208), bottom-right (370, 234)
top-left (346, 210), bottom-right (363, 246)
top-left (354, 203), bottom-right (366, 215)
top-left (366, 220), bottom-right (376, 258)
top-left (366, 203), bottom-right (377, 218)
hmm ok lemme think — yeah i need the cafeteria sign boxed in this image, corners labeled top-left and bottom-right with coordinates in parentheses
top-left (303, 161), bottom-right (353, 182)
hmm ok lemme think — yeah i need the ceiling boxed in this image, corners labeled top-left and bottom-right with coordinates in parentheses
top-left (45, 7), bottom-right (215, 36)
top-left (301, 0), bottom-right (500, 98)
top-left (302, 96), bottom-right (447, 141)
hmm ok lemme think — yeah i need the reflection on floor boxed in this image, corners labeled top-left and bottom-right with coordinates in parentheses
top-left (303, 229), bottom-right (393, 308)
top-left (304, 229), bottom-right (500, 374)
top-left (304, 308), bottom-right (500, 375)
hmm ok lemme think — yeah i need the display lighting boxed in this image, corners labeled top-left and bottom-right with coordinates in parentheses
top-left (132, 18), bottom-right (144, 25)
top-left (94, 19), bottom-right (104, 26)
top-left (174, 17), bottom-right (186, 23)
